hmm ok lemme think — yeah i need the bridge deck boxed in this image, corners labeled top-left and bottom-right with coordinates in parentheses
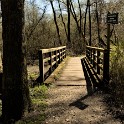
top-left (44, 57), bottom-right (120, 124)
top-left (56, 57), bottom-right (86, 86)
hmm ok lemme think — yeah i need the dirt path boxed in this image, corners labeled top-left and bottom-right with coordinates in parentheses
top-left (43, 57), bottom-right (122, 124)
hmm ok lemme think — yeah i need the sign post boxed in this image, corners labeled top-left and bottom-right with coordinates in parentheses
top-left (105, 12), bottom-right (118, 85)
top-left (105, 23), bottom-right (110, 85)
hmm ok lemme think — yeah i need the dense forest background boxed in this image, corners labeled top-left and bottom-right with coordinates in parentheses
top-left (0, 0), bottom-right (124, 58)
top-left (0, 0), bottom-right (124, 123)
top-left (24, 0), bottom-right (124, 59)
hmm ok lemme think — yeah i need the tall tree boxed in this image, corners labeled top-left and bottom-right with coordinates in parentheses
top-left (77, 0), bottom-right (82, 35)
top-left (50, 0), bottom-right (62, 46)
top-left (70, 1), bottom-right (81, 35)
top-left (95, 0), bottom-right (101, 46)
top-left (88, 0), bottom-right (91, 46)
top-left (57, 0), bottom-right (68, 41)
top-left (1, 0), bottom-right (31, 123)
top-left (67, 0), bottom-right (71, 48)
top-left (84, 0), bottom-right (89, 45)
top-left (70, 0), bottom-right (82, 36)
top-left (26, 5), bottom-right (47, 40)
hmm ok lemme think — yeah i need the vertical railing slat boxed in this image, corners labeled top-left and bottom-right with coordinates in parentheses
top-left (55, 50), bottom-right (58, 68)
top-left (58, 49), bottom-right (61, 64)
top-left (93, 49), bottom-right (96, 68)
top-left (97, 51), bottom-right (100, 75)
top-left (86, 46), bottom-right (109, 86)
top-left (49, 51), bottom-right (52, 74)
top-left (39, 50), bottom-right (44, 84)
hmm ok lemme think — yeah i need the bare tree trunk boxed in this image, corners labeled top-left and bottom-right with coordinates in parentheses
top-left (57, 0), bottom-right (68, 41)
top-left (50, 0), bottom-right (62, 46)
top-left (77, 0), bottom-right (82, 35)
top-left (84, 0), bottom-right (89, 45)
top-left (1, 0), bottom-right (31, 123)
top-left (70, 2), bottom-right (80, 34)
top-left (96, 1), bottom-right (101, 46)
top-left (67, 0), bottom-right (71, 48)
top-left (27, 6), bottom-right (47, 40)
top-left (88, 0), bottom-right (91, 46)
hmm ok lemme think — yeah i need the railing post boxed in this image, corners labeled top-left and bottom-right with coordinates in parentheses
top-left (97, 51), bottom-right (100, 75)
top-left (91, 49), bottom-right (93, 65)
top-left (39, 50), bottom-right (44, 84)
top-left (49, 51), bottom-right (52, 74)
top-left (88, 49), bottom-right (90, 61)
top-left (90, 48), bottom-right (92, 64)
top-left (86, 47), bottom-right (89, 61)
top-left (61, 49), bottom-right (62, 61)
top-left (86, 47), bottom-right (91, 62)
top-left (62, 48), bottom-right (63, 61)
top-left (86, 47), bottom-right (88, 58)
top-left (63, 47), bottom-right (65, 59)
top-left (55, 50), bottom-right (58, 68)
top-left (58, 49), bottom-right (61, 64)
top-left (93, 50), bottom-right (96, 68)
top-left (103, 49), bottom-right (109, 85)
top-left (64, 47), bottom-right (66, 58)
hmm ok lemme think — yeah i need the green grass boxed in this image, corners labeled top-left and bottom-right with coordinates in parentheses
top-left (16, 85), bottom-right (48, 124)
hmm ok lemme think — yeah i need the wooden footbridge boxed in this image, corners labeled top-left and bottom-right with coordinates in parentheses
top-left (0, 45), bottom-right (110, 97)
top-left (38, 45), bottom-right (110, 89)
top-left (38, 46), bottom-right (122, 124)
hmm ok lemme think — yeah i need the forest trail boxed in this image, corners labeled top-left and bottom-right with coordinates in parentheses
top-left (43, 57), bottom-right (122, 124)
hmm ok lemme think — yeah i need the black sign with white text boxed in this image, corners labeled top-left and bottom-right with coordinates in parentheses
top-left (107, 13), bottom-right (118, 24)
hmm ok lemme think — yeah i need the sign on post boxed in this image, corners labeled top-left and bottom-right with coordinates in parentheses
top-left (107, 13), bottom-right (118, 24)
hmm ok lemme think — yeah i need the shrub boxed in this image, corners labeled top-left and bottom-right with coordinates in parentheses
top-left (110, 46), bottom-right (124, 106)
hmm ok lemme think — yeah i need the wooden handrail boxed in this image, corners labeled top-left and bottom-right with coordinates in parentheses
top-left (86, 45), bottom-right (106, 51)
top-left (86, 46), bottom-right (109, 85)
top-left (39, 46), bottom-right (66, 84)
top-left (40, 46), bottom-right (66, 54)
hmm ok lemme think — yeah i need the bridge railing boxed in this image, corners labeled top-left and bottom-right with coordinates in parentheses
top-left (86, 46), bottom-right (109, 84)
top-left (39, 46), bottom-right (66, 84)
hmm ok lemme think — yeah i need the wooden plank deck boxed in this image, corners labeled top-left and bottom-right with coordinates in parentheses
top-left (56, 57), bottom-right (86, 86)
top-left (43, 57), bottom-right (121, 124)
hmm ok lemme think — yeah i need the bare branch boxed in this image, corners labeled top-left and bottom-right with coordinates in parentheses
top-left (27, 5), bottom-right (47, 40)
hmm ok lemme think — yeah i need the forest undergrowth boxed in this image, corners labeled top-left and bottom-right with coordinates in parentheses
top-left (16, 85), bottom-right (48, 124)
top-left (106, 45), bottom-right (124, 121)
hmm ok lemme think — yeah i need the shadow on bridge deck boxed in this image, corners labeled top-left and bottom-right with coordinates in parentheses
top-left (81, 57), bottom-right (104, 92)
top-left (55, 56), bottom-right (97, 96)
